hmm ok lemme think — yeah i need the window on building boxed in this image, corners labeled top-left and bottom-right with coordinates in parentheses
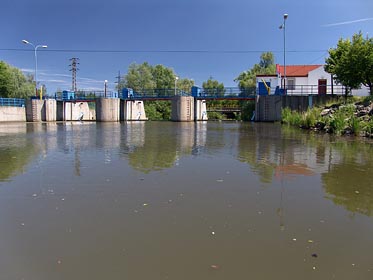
top-left (287, 79), bottom-right (295, 90)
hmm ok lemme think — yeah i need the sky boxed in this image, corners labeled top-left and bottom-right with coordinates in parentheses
top-left (1, 0), bottom-right (373, 94)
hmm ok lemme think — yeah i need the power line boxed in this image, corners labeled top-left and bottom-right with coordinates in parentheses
top-left (0, 48), bottom-right (328, 54)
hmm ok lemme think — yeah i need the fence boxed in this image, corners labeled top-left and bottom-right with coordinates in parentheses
top-left (284, 85), bottom-right (347, 95)
top-left (0, 98), bottom-right (25, 107)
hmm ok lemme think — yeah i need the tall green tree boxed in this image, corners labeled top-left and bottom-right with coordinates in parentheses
top-left (325, 32), bottom-right (373, 95)
top-left (151, 64), bottom-right (175, 89)
top-left (234, 52), bottom-right (276, 93)
top-left (177, 78), bottom-right (194, 93)
top-left (0, 61), bottom-right (34, 98)
top-left (202, 76), bottom-right (225, 96)
top-left (121, 62), bottom-right (155, 92)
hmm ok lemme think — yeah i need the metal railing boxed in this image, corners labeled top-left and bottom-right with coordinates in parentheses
top-left (281, 85), bottom-right (347, 96)
top-left (54, 90), bottom-right (119, 101)
top-left (0, 98), bottom-right (25, 107)
top-left (196, 87), bottom-right (256, 99)
top-left (122, 88), bottom-right (189, 99)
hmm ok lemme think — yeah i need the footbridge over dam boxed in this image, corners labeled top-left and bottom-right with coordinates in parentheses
top-left (1, 86), bottom-right (338, 122)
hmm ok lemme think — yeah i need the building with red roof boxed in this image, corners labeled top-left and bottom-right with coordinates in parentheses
top-left (256, 64), bottom-right (368, 96)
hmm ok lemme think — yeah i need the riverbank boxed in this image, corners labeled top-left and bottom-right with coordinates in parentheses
top-left (281, 96), bottom-right (373, 137)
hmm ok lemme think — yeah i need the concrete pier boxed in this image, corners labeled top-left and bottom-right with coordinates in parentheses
top-left (44, 99), bottom-right (57, 122)
top-left (57, 101), bottom-right (92, 121)
top-left (26, 99), bottom-right (44, 122)
top-left (121, 100), bottom-right (147, 121)
top-left (96, 98), bottom-right (120, 122)
top-left (194, 99), bottom-right (208, 121)
top-left (171, 96), bottom-right (194, 122)
top-left (25, 99), bottom-right (57, 122)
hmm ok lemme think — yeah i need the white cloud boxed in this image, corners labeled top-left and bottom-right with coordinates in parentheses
top-left (323, 18), bottom-right (373, 27)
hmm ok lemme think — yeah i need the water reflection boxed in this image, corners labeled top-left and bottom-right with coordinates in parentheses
top-left (2, 122), bottom-right (373, 279)
top-left (322, 141), bottom-right (373, 216)
top-left (1, 122), bottom-right (373, 218)
top-left (0, 123), bottom-right (38, 181)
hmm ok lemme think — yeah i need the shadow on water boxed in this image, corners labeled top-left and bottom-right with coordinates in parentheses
top-left (0, 123), bottom-right (39, 182)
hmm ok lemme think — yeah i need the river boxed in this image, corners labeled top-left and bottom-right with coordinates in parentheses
top-left (0, 121), bottom-right (373, 280)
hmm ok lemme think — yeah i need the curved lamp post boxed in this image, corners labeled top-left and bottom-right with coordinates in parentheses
top-left (22, 40), bottom-right (48, 98)
top-left (279, 14), bottom-right (288, 90)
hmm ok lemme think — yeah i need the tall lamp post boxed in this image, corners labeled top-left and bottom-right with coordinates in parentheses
top-left (104, 80), bottom-right (108, 98)
top-left (279, 14), bottom-right (288, 90)
top-left (175, 76), bottom-right (179, 96)
top-left (22, 40), bottom-right (48, 98)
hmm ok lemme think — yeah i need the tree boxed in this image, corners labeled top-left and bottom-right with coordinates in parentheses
top-left (121, 62), bottom-right (155, 92)
top-left (202, 76), bottom-right (225, 97)
top-left (234, 52), bottom-right (276, 94)
top-left (151, 64), bottom-right (175, 89)
top-left (325, 32), bottom-right (373, 95)
top-left (0, 61), bottom-right (34, 98)
top-left (176, 78), bottom-right (194, 93)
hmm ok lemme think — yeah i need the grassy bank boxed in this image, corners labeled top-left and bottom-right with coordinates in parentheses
top-left (281, 96), bottom-right (373, 137)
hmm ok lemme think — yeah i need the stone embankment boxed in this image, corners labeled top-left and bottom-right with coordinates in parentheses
top-left (316, 99), bottom-right (373, 137)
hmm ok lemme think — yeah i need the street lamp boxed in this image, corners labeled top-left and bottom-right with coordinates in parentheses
top-left (22, 40), bottom-right (48, 98)
top-left (104, 80), bottom-right (108, 97)
top-left (175, 76), bottom-right (179, 96)
top-left (279, 13), bottom-right (288, 90)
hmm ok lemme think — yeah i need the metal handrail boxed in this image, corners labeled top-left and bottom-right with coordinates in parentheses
top-left (0, 98), bottom-right (25, 107)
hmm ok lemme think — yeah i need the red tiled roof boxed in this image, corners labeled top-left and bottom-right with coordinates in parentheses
top-left (277, 64), bottom-right (322, 77)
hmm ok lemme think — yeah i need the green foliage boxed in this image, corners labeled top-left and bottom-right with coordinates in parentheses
top-left (144, 101), bottom-right (171, 120)
top-left (325, 32), bottom-right (373, 95)
top-left (119, 62), bottom-right (194, 95)
top-left (240, 100), bottom-right (256, 121)
top-left (348, 116), bottom-right (362, 135)
top-left (207, 111), bottom-right (224, 120)
top-left (0, 61), bottom-right (34, 98)
top-left (281, 108), bottom-right (302, 126)
top-left (328, 110), bottom-right (346, 135)
top-left (364, 119), bottom-right (373, 134)
top-left (202, 77), bottom-right (225, 97)
top-left (300, 108), bottom-right (320, 128)
top-left (235, 52), bottom-right (276, 91)
top-left (177, 78), bottom-right (194, 93)
top-left (121, 62), bottom-right (156, 91)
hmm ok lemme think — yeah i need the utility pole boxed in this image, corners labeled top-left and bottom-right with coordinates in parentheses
top-left (115, 70), bottom-right (121, 96)
top-left (69, 57), bottom-right (80, 92)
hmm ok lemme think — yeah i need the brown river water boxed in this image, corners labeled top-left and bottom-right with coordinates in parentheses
top-left (0, 121), bottom-right (372, 280)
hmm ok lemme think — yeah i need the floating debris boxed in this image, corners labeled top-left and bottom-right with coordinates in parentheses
top-left (32, 194), bottom-right (37, 197)
top-left (355, 191), bottom-right (360, 194)
top-left (311, 253), bottom-right (318, 258)
top-left (211, 231), bottom-right (216, 235)
top-left (143, 203), bottom-right (148, 206)
top-left (216, 179), bottom-right (224, 183)
top-left (292, 238), bottom-right (297, 241)
top-left (210, 264), bottom-right (219, 269)
top-left (312, 266), bottom-right (316, 270)
top-left (308, 240), bottom-right (314, 243)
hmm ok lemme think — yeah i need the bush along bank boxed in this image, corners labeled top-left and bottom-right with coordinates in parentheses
top-left (281, 97), bottom-right (373, 137)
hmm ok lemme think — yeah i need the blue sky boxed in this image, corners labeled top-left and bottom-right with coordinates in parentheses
top-left (1, 0), bottom-right (372, 94)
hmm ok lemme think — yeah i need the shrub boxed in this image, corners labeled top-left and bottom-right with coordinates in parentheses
top-left (348, 116), bottom-right (362, 136)
top-left (282, 108), bottom-right (302, 126)
top-left (328, 111), bottom-right (347, 135)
